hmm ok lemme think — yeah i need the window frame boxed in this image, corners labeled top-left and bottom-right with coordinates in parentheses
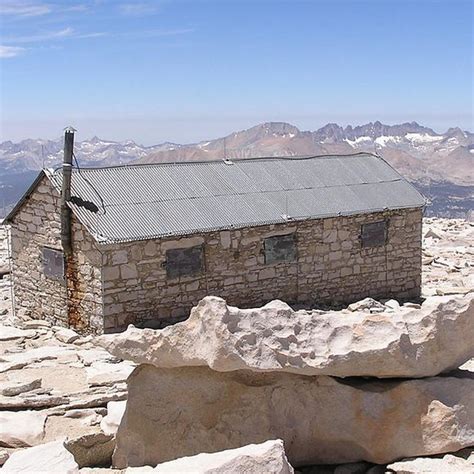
top-left (165, 244), bottom-right (205, 279)
top-left (360, 220), bottom-right (388, 248)
top-left (263, 233), bottom-right (297, 265)
top-left (41, 246), bottom-right (65, 282)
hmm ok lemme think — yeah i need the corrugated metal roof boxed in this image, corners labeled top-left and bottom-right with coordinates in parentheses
top-left (39, 153), bottom-right (425, 243)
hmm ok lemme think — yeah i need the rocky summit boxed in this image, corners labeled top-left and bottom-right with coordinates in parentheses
top-left (0, 218), bottom-right (473, 473)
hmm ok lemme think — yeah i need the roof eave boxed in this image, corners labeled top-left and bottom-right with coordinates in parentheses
top-left (96, 202), bottom-right (426, 245)
top-left (3, 170), bottom-right (47, 224)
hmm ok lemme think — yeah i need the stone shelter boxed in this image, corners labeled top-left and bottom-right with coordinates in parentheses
top-left (5, 152), bottom-right (425, 334)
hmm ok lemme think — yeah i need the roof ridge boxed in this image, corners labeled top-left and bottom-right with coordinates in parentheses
top-left (67, 152), bottom-right (378, 172)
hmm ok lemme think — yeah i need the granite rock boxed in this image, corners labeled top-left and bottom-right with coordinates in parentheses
top-left (100, 294), bottom-right (474, 378)
top-left (153, 439), bottom-right (294, 473)
top-left (112, 365), bottom-right (474, 468)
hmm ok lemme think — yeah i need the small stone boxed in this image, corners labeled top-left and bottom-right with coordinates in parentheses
top-left (153, 439), bottom-right (294, 474)
top-left (1, 378), bottom-right (42, 397)
top-left (64, 432), bottom-right (115, 469)
top-left (86, 361), bottom-right (135, 387)
top-left (0, 449), bottom-right (9, 466)
top-left (347, 298), bottom-right (384, 312)
top-left (22, 319), bottom-right (52, 329)
top-left (436, 287), bottom-right (472, 296)
top-left (0, 410), bottom-right (47, 448)
top-left (0, 325), bottom-right (36, 341)
top-left (384, 299), bottom-right (400, 310)
top-left (55, 328), bottom-right (80, 344)
top-left (74, 335), bottom-right (94, 345)
top-left (100, 400), bottom-right (126, 436)
top-left (387, 453), bottom-right (474, 473)
top-left (2, 440), bottom-right (79, 473)
top-left (403, 302), bottom-right (421, 309)
top-left (424, 229), bottom-right (443, 239)
top-left (64, 409), bottom-right (102, 427)
top-left (0, 394), bottom-right (69, 410)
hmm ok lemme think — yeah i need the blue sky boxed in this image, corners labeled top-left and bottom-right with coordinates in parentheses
top-left (0, 0), bottom-right (472, 145)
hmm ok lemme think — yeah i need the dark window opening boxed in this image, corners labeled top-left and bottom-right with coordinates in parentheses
top-left (264, 233), bottom-right (297, 264)
top-left (361, 220), bottom-right (388, 248)
top-left (165, 245), bottom-right (204, 279)
top-left (42, 247), bottom-right (65, 281)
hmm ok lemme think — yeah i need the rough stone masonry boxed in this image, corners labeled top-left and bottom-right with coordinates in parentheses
top-left (8, 175), bottom-right (422, 334)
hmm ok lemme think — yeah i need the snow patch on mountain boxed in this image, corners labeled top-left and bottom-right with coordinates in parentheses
top-left (405, 133), bottom-right (444, 143)
top-left (344, 136), bottom-right (372, 146)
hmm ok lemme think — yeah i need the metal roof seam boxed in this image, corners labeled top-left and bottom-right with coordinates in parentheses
top-left (94, 203), bottom-right (424, 245)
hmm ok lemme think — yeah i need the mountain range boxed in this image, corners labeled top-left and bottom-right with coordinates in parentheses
top-left (1, 121), bottom-right (472, 218)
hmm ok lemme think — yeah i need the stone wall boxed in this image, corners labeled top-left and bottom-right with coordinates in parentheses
top-left (9, 175), bottom-right (103, 332)
top-left (0, 225), bottom-right (9, 272)
top-left (102, 208), bottom-right (422, 332)
top-left (8, 173), bottom-right (422, 334)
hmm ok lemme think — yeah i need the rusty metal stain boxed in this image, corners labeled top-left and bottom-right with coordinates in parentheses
top-left (66, 253), bottom-right (88, 332)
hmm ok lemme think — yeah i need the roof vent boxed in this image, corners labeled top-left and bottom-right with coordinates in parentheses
top-left (223, 159), bottom-right (233, 165)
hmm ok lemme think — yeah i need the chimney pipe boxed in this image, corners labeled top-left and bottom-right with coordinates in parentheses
top-left (61, 126), bottom-right (75, 256)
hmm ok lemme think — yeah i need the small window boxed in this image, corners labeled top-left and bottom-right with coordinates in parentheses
top-left (361, 221), bottom-right (388, 248)
top-left (264, 233), bottom-right (297, 264)
top-left (165, 245), bottom-right (204, 279)
top-left (42, 247), bottom-right (65, 281)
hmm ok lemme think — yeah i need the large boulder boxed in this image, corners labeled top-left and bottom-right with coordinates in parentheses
top-left (153, 439), bottom-right (294, 473)
top-left (112, 365), bottom-right (474, 468)
top-left (99, 293), bottom-right (474, 378)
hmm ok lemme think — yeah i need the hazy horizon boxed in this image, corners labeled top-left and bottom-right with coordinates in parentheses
top-left (1, 0), bottom-right (472, 145)
top-left (1, 117), bottom-right (473, 148)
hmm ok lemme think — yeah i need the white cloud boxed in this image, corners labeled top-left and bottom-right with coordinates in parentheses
top-left (5, 27), bottom-right (107, 43)
top-left (0, 1), bottom-right (51, 17)
top-left (75, 32), bottom-right (108, 39)
top-left (0, 45), bottom-right (27, 58)
top-left (5, 27), bottom-right (73, 43)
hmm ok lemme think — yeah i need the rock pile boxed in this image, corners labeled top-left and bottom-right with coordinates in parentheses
top-left (0, 321), bottom-right (135, 470)
top-left (422, 218), bottom-right (474, 297)
top-left (100, 293), bottom-right (474, 469)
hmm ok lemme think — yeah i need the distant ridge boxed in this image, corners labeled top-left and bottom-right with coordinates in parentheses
top-left (0, 121), bottom-right (472, 218)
